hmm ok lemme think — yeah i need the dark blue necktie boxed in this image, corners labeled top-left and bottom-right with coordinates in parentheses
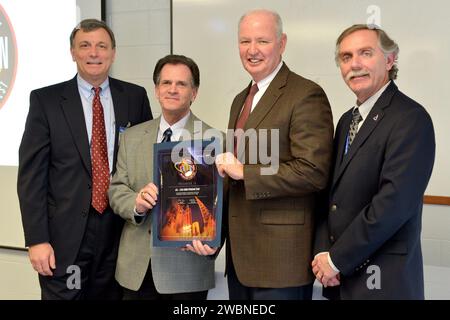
top-left (161, 128), bottom-right (172, 142)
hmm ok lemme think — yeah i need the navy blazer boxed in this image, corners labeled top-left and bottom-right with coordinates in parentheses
top-left (17, 75), bottom-right (152, 276)
top-left (316, 82), bottom-right (435, 299)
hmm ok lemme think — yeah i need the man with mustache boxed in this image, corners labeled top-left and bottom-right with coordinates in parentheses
top-left (312, 24), bottom-right (435, 299)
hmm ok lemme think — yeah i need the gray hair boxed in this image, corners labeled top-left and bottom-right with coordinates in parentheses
top-left (238, 9), bottom-right (283, 40)
top-left (335, 24), bottom-right (399, 80)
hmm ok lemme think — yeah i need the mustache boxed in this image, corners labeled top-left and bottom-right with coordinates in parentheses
top-left (346, 70), bottom-right (369, 81)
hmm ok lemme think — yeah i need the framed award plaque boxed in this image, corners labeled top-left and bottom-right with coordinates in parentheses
top-left (152, 138), bottom-right (222, 247)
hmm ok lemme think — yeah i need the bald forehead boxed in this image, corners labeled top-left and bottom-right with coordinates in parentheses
top-left (240, 10), bottom-right (276, 26)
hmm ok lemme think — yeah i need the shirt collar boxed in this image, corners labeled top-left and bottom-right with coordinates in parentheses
top-left (254, 61), bottom-right (283, 89)
top-left (77, 74), bottom-right (110, 99)
top-left (159, 111), bottom-right (191, 133)
top-left (356, 81), bottom-right (391, 120)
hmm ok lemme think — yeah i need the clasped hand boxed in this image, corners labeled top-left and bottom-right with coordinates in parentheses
top-left (311, 252), bottom-right (340, 287)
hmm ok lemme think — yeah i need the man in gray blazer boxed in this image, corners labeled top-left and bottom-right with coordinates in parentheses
top-left (109, 55), bottom-right (219, 299)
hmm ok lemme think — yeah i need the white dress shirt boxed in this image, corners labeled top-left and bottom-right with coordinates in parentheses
top-left (248, 61), bottom-right (284, 113)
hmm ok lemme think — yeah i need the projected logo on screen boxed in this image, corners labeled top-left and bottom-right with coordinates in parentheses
top-left (0, 5), bottom-right (17, 111)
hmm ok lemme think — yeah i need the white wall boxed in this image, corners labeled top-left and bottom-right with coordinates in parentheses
top-left (106, 0), bottom-right (171, 118)
top-left (0, 249), bottom-right (39, 299)
top-left (76, 0), bottom-right (102, 21)
top-left (422, 205), bottom-right (450, 267)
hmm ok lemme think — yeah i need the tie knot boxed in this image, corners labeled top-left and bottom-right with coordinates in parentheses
top-left (162, 127), bottom-right (172, 142)
top-left (93, 87), bottom-right (101, 97)
top-left (249, 83), bottom-right (259, 96)
top-left (352, 107), bottom-right (363, 123)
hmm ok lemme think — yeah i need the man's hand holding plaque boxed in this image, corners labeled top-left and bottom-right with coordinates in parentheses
top-left (135, 183), bottom-right (158, 214)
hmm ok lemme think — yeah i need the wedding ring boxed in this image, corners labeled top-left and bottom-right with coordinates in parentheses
top-left (140, 191), bottom-right (146, 199)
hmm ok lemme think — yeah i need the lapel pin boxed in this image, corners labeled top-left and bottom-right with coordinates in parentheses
top-left (373, 114), bottom-right (379, 121)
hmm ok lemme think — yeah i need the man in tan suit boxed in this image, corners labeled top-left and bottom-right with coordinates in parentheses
top-left (216, 9), bottom-right (334, 300)
top-left (109, 55), bottom-right (219, 300)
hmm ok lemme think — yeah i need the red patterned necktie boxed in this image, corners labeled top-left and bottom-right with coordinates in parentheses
top-left (91, 87), bottom-right (110, 213)
top-left (234, 83), bottom-right (259, 156)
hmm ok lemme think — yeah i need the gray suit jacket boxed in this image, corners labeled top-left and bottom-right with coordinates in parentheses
top-left (109, 113), bottom-right (215, 293)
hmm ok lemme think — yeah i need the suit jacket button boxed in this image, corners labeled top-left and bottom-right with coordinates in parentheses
top-left (330, 204), bottom-right (337, 212)
top-left (330, 235), bottom-right (335, 242)
top-left (148, 229), bottom-right (151, 234)
top-left (82, 210), bottom-right (87, 217)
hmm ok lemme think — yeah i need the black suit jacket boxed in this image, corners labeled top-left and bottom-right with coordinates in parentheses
top-left (17, 75), bottom-right (152, 276)
top-left (316, 82), bottom-right (435, 299)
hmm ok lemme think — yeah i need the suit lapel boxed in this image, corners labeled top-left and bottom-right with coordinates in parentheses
top-left (60, 76), bottom-right (92, 175)
top-left (332, 110), bottom-right (352, 184)
top-left (228, 89), bottom-right (247, 130)
top-left (110, 78), bottom-right (129, 169)
top-left (244, 64), bottom-right (288, 130)
top-left (142, 116), bottom-right (159, 182)
top-left (229, 63), bottom-right (288, 160)
top-left (183, 113), bottom-right (202, 139)
top-left (228, 85), bottom-right (249, 160)
top-left (336, 108), bottom-right (385, 180)
top-left (332, 82), bottom-right (398, 190)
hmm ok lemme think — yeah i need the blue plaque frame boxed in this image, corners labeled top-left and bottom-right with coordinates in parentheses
top-left (152, 138), bottom-right (222, 248)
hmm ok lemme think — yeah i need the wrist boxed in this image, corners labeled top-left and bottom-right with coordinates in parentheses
top-left (134, 206), bottom-right (147, 216)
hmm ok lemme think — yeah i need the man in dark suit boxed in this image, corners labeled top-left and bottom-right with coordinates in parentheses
top-left (216, 9), bottom-right (334, 300)
top-left (312, 24), bottom-right (435, 299)
top-left (17, 19), bottom-right (152, 299)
